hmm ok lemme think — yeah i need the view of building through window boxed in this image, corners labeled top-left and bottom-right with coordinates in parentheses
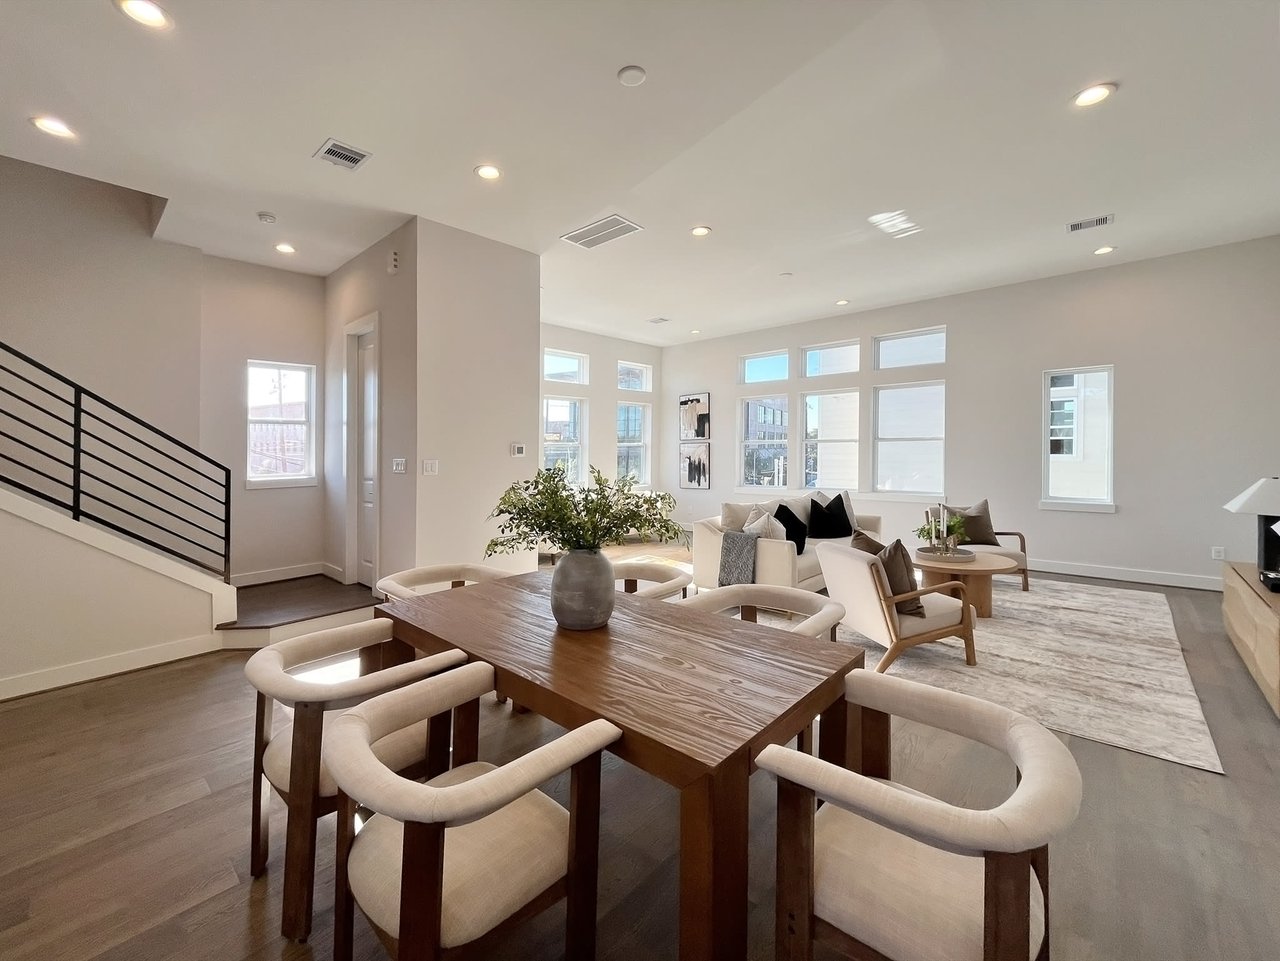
top-left (804, 342), bottom-right (860, 377)
top-left (247, 361), bottom-right (313, 480)
top-left (616, 402), bottom-right (648, 482)
top-left (741, 395), bottom-right (788, 486)
top-left (617, 361), bottom-right (652, 391)
top-left (543, 396), bottom-right (583, 481)
top-left (804, 391), bottom-right (859, 489)
top-left (876, 328), bottom-right (946, 369)
top-left (874, 382), bottom-right (944, 493)
top-left (1045, 367), bottom-right (1112, 503)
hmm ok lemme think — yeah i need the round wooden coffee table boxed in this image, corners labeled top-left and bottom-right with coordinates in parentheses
top-left (914, 553), bottom-right (1019, 618)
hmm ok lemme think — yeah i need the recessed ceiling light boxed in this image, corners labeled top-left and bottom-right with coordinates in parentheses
top-left (690, 329), bottom-right (701, 335)
top-left (1074, 83), bottom-right (1117, 107)
top-left (691, 225), bottom-right (712, 237)
top-left (275, 243), bottom-right (296, 254)
top-left (114, 0), bottom-right (172, 29)
top-left (617, 65), bottom-right (647, 87)
top-left (31, 116), bottom-right (75, 138)
top-left (474, 164), bottom-right (501, 180)
top-left (835, 299), bottom-right (849, 306)
top-left (1093, 245), bottom-right (1115, 255)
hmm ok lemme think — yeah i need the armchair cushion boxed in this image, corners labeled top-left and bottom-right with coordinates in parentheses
top-left (813, 799), bottom-right (1044, 961)
top-left (774, 504), bottom-right (808, 555)
top-left (896, 591), bottom-right (965, 637)
top-left (880, 539), bottom-right (925, 617)
top-left (809, 495), bottom-right (854, 539)
top-left (941, 499), bottom-right (1000, 546)
top-left (346, 761), bottom-right (569, 946)
top-left (966, 543), bottom-right (1028, 568)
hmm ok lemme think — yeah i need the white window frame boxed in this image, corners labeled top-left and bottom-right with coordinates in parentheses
top-left (1041, 365), bottom-right (1115, 512)
top-left (739, 394), bottom-right (790, 489)
top-left (741, 349), bottom-right (790, 384)
top-left (543, 348), bottom-right (589, 385)
top-left (246, 360), bottom-right (316, 490)
top-left (873, 326), bottom-right (947, 371)
top-left (802, 389), bottom-right (860, 491)
top-left (872, 380), bottom-right (945, 495)
top-left (541, 395), bottom-right (587, 484)
top-left (802, 340), bottom-right (861, 378)
top-left (617, 360), bottom-right (653, 392)
top-left (616, 401), bottom-right (651, 485)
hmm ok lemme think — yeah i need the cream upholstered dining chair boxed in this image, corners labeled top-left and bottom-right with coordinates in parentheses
top-left (244, 620), bottom-right (467, 941)
top-left (678, 583), bottom-right (846, 641)
top-left (816, 542), bottom-right (975, 673)
top-left (376, 563), bottom-right (510, 601)
top-left (326, 661), bottom-right (622, 961)
top-left (611, 560), bottom-right (693, 600)
top-left (757, 670), bottom-right (1082, 961)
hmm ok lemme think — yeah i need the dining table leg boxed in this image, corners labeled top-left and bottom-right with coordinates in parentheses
top-left (679, 750), bottom-right (750, 961)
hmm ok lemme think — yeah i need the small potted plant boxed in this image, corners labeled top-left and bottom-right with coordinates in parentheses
top-left (486, 465), bottom-right (685, 630)
top-left (914, 509), bottom-right (967, 555)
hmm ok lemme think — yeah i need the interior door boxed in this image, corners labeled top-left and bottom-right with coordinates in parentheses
top-left (357, 331), bottom-right (378, 587)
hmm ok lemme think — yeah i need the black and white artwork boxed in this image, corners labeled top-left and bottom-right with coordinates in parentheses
top-left (679, 391), bottom-right (710, 439)
top-left (679, 442), bottom-right (710, 489)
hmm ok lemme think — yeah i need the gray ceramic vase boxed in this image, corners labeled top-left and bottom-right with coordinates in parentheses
top-left (550, 548), bottom-right (615, 630)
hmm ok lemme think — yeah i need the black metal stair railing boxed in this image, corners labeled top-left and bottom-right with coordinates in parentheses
top-left (0, 340), bottom-right (231, 582)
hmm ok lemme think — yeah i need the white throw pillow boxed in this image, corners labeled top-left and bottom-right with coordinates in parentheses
top-left (781, 494), bottom-right (814, 526)
top-left (744, 507), bottom-right (786, 540)
top-left (721, 502), bottom-right (755, 532)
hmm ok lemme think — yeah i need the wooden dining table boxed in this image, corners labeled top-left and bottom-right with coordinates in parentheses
top-left (374, 570), bottom-right (866, 961)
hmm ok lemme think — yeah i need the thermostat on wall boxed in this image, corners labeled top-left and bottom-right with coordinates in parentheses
top-left (511, 443), bottom-right (527, 457)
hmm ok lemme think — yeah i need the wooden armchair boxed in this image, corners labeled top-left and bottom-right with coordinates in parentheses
top-left (816, 542), bottom-right (975, 673)
top-left (325, 662), bottom-right (622, 961)
top-left (756, 670), bottom-right (1082, 961)
top-left (243, 620), bottom-right (467, 941)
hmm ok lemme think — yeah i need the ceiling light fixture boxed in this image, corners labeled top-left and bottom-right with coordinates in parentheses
top-left (474, 164), bottom-right (501, 180)
top-left (691, 225), bottom-right (712, 237)
top-left (31, 116), bottom-right (76, 138)
top-left (114, 0), bottom-right (172, 29)
top-left (869, 210), bottom-right (920, 237)
top-left (690, 329), bottom-right (701, 335)
top-left (275, 243), bottom-right (296, 254)
top-left (617, 65), bottom-right (647, 87)
top-left (1093, 245), bottom-right (1115, 255)
top-left (1074, 83), bottom-right (1117, 107)
top-left (835, 299), bottom-right (849, 306)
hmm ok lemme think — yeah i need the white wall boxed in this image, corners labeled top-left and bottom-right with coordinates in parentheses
top-left (0, 155), bottom-right (202, 441)
top-left (539, 324), bottom-right (663, 485)
top-left (660, 236), bottom-right (1280, 589)
top-left (200, 256), bottom-right (327, 582)
top-left (416, 220), bottom-right (540, 570)
top-left (323, 218), bottom-right (418, 581)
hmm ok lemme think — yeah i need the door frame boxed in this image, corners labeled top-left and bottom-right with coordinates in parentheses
top-left (343, 312), bottom-right (380, 586)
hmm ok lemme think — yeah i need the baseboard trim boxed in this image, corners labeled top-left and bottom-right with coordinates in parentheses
top-left (322, 562), bottom-right (347, 582)
top-left (0, 633), bottom-right (222, 702)
top-left (231, 563), bottom-right (327, 587)
top-left (1029, 558), bottom-right (1222, 592)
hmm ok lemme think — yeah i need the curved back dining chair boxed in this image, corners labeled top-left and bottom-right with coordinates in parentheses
top-left (376, 563), bottom-right (511, 601)
top-left (678, 583), bottom-right (846, 641)
top-left (244, 619), bottom-right (466, 941)
top-left (757, 670), bottom-right (1082, 961)
top-left (611, 560), bottom-right (693, 600)
top-left (325, 661), bottom-right (622, 961)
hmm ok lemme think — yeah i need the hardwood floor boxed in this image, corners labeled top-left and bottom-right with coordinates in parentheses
top-left (1, 566), bottom-right (1278, 960)
top-left (224, 575), bottom-right (378, 630)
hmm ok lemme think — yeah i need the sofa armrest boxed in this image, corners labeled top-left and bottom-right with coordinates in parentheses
top-left (692, 517), bottom-right (726, 589)
top-left (755, 537), bottom-right (799, 588)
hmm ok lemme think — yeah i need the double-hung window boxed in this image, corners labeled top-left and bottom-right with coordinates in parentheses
top-left (741, 395), bottom-right (789, 487)
top-left (874, 382), bottom-right (944, 494)
top-left (803, 391), bottom-right (859, 489)
top-left (246, 361), bottom-right (316, 487)
top-left (1043, 366), bottom-right (1113, 508)
top-left (543, 397), bottom-right (585, 483)
top-left (616, 402), bottom-right (649, 483)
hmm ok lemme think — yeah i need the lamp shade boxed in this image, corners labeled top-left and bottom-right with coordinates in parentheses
top-left (1224, 477), bottom-right (1280, 514)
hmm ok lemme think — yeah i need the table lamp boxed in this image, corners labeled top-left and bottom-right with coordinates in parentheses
top-left (1224, 477), bottom-right (1280, 592)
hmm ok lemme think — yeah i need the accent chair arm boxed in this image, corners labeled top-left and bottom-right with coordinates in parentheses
top-left (992, 530), bottom-right (1027, 553)
top-left (887, 580), bottom-right (968, 605)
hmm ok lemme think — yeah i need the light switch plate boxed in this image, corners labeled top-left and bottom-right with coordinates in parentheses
top-left (391, 458), bottom-right (406, 474)
top-left (422, 459), bottom-right (439, 476)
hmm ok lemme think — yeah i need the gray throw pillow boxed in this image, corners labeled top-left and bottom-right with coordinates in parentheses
top-left (945, 498), bottom-right (1000, 546)
top-left (879, 539), bottom-right (925, 617)
top-left (744, 507), bottom-right (786, 540)
top-left (851, 530), bottom-right (886, 555)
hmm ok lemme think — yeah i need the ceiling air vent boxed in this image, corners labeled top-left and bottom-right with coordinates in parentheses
top-left (646, 317), bottom-right (671, 325)
top-left (313, 138), bottom-right (371, 171)
top-left (1066, 213), bottom-right (1114, 232)
top-left (561, 215), bottom-right (643, 249)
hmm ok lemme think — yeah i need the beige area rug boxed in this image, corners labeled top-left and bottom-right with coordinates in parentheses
top-left (625, 556), bottom-right (1224, 774)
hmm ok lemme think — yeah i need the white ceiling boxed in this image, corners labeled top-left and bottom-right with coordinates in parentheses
top-left (2, 0), bottom-right (1278, 346)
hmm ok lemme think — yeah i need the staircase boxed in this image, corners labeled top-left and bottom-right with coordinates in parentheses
top-left (0, 339), bottom-right (231, 580)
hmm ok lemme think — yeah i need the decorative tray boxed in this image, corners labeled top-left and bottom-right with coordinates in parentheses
top-left (915, 546), bottom-right (976, 563)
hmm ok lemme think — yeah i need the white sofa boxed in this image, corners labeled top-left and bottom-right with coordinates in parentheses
top-left (692, 491), bottom-right (881, 592)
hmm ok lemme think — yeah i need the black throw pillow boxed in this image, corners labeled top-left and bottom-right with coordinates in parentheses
top-left (880, 539), bottom-right (926, 617)
top-left (809, 495), bottom-right (854, 539)
top-left (773, 504), bottom-right (808, 555)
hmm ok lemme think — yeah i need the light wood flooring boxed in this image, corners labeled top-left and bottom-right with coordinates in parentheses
top-left (1, 558), bottom-right (1278, 960)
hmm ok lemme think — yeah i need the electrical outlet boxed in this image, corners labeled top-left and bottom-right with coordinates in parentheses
top-left (1210, 546), bottom-right (1225, 560)
top-left (422, 459), bottom-right (439, 476)
top-left (391, 458), bottom-right (406, 474)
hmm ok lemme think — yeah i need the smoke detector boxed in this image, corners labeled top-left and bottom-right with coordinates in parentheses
top-left (313, 138), bottom-right (372, 171)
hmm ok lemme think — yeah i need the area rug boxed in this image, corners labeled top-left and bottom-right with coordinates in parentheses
top-left (765, 578), bottom-right (1222, 774)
